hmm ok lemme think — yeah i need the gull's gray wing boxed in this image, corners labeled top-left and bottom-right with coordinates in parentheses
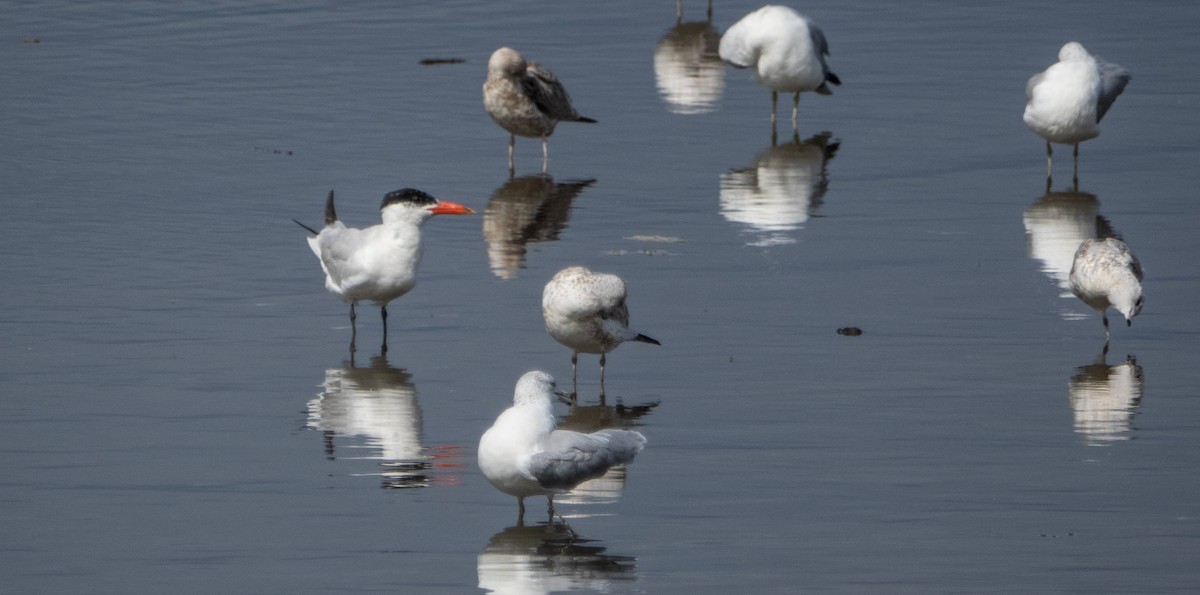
top-left (1095, 60), bottom-right (1130, 122)
top-left (522, 62), bottom-right (588, 121)
top-left (526, 429), bottom-right (646, 490)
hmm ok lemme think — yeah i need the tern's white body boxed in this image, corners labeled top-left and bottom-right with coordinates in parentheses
top-left (1069, 237), bottom-right (1144, 339)
top-left (478, 371), bottom-right (646, 521)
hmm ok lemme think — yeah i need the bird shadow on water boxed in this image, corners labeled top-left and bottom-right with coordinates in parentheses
top-left (303, 354), bottom-right (463, 489)
top-left (719, 130), bottom-right (839, 247)
top-left (1068, 347), bottom-right (1144, 447)
top-left (477, 522), bottom-right (638, 594)
top-left (483, 173), bottom-right (596, 279)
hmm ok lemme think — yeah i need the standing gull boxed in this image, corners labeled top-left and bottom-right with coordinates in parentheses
top-left (483, 47), bottom-right (596, 174)
top-left (478, 371), bottom-right (647, 524)
top-left (542, 267), bottom-right (660, 399)
top-left (1068, 236), bottom-right (1144, 342)
top-left (294, 189), bottom-right (475, 354)
top-left (1024, 42), bottom-right (1131, 179)
top-left (718, 5), bottom-right (840, 131)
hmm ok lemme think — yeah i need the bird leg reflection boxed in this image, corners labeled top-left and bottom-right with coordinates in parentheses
top-left (349, 303), bottom-right (358, 356)
top-left (540, 136), bottom-right (549, 175)
top-left (1072, 143), bottom-right (1080, 187)
top-left (771, 90), bottom-right (778, 130)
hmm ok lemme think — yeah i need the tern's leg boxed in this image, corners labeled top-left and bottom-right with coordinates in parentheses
top-left (547, 495), bottom-right (555, 525)
top-left (792, 92), bottom-right (800, 130)
top-left (541, 136), bottom-right (549, 175)
top-left (380, 305), bottom-right (388, 354)
top-left (349, 303), bottom-right (357, 354)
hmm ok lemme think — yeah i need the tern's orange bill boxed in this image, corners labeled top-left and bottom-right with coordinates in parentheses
top-left (430, 201), bottom-right (475, 215)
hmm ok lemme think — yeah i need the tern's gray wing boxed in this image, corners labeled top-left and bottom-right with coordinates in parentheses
top-left (523, 62), bottom-right (584, 121)
top-left (1095, 60), bottom-right (1130, 122)
top-left (526, 429), bottom-right (646, 490)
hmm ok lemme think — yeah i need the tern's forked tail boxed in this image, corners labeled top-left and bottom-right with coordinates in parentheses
top-left (324, 190), bottom-right (338, 225)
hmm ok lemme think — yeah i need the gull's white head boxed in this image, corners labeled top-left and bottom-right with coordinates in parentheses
top-left (1115, 292), bottom-right (1144, 326)
top-left (488, 47), bottom-right (527, 77)
top-left (513, 370), bottom-right (556, 406)
top-left (379, 188), bottom-right (474, 225)
top-left (1058, 42), bottom-right (1091, 62)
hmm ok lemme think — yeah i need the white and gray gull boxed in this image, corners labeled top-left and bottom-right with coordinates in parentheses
top-left (483, 47), bottom-right (596, 174)
top-left (1069, 236), bottom-right (1144, 342)
top-left (1024, 42), bottom-right (1131, 178)
top-left (542, 266), bottom-right (660, 398)
top-left (478, 371), bottom-right (647, 524)
top-left (718, 5), bottom-right (840, 130)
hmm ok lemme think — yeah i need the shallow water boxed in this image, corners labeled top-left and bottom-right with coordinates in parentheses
top-left (4, 1), bottom-right (1200, 592)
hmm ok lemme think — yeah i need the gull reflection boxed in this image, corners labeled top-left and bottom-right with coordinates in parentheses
top-left (654, 1), bottom-right (724, 114)
top-left (305, 355), bottom-right (460, 488)
top-left (553, 398), bottom-right (659, 515)
top-left (1068, 351), bottom-right (1144, 445)
top-left (1023, 180), bottom-right (1115, 298)
top-left (483, 175), bottom-right (596, 279)
top-left (719, 131), bottom-right (839, 246)
top-left (478, 523), bottom-right (638, 595)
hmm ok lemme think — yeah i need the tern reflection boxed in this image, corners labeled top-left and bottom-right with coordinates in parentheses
top-left (483, 175), bottom-right (596, 279)
top-left (654, 1), bottom-right (724, 114)
top-left (478, 523), bottom-right (638, 595)
top-left (1068, 352), bottom-right (1143, 445)
top-left (553, 398), bottom-right (659, 513)
top-left (306, 355), bottom-right (455, 488)
top-left (1023, 180), bottom-right (1116, 298)
top-left (719, 131), bottom-right (839, 246)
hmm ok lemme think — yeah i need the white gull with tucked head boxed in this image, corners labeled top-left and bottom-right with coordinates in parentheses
top-left (294, 189), bottom-right (475, 353)
top-left (1069, 237), bottom-right (1144, 341)
top-left (483, 47), bottom-right (596, 173)
top-left (1024, 42), bottom-right (1130, 177)
top-left (478, 371), bottom-right (647, 523)
top-left (542, 266), bottom-right (660, 396)
top-left (718, 5), bottom-right (840, 130)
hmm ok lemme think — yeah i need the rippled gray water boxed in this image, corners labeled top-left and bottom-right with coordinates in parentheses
top-left (4, 1), bottom-right (1200, 592)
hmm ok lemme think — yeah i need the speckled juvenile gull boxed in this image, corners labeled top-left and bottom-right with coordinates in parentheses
top-left (293, 189), bottom-right (475, 354)
top-left (1024, 42), bottom-right (1131, 177)
top-left (483, 47), bottom-right (596, 174)
top-left (542, 267), bottom-right (660, 398)
top-left (1069, 236), bottom-right (1143, 341)
top-left (718, 5), bottom-right (840, 129)
top-left (477, 371), bottom-right (647, 524)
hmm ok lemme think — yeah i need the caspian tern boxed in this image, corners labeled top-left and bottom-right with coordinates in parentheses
top-left (542, 266), bottom-right (660, 398)
top-left (483, 47), bottom-right (596, 174)
top-left (1069, 236), bottom-right (1144, 342)
top-left (1024, 42), bottom-right (1131, 179)
top-left (293, 188), bottom-right (475, 354)
top-left (477, 371), bottom-right (646, 524)
top-left (718, 5), bottom-right (840, 131)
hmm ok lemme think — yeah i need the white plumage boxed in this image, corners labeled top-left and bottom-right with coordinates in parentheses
top-left (542, 267), bottom-right (660, 397)
top-left (718, 5), bottom-right (840, 129)
top-left (295, 188), bottom-right (474, 353)
top-left (478, 371), bottom-right (647, 524)
top-left (1068, 237), bottom-right (1144, 341)
top-left (1023, 42), bottom-right (1131, 177)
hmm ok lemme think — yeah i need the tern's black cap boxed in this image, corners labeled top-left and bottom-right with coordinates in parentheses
top-left (381, 188), bottom-right (437, 210)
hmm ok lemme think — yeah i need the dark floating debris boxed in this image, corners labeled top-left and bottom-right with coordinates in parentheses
top-left (253, 146), bottom-right (294, 156)
top-left (419, 57), bottom-right (466, 66)
top-left (23, 37), bottom-right (41, 45)
top-left (836, 327), bottom-right (863, 336)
